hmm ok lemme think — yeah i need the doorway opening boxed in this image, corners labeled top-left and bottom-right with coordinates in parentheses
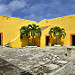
top-left (46, 36), bottom-right (49, 46)
top-left (72, 35), bottom-right (75, 46)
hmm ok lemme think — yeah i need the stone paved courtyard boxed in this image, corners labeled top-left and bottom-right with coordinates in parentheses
top-left (0, 46), bottom-right (75, 75)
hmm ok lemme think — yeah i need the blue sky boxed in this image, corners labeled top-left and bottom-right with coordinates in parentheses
top-left (0, 0), bottom-right (75, 22)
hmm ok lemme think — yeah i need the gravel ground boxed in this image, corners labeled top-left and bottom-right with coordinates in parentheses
top-left (0, 46), bottom-right (75, 75)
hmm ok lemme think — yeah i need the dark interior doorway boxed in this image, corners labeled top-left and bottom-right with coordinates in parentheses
top-left (0, 34), bottom-right (1, 46)
top-left (72, 35), bottom-right (75, 46)
top-left (46, 36), bottom-right (49, 46)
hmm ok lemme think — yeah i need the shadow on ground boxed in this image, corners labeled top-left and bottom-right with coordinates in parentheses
top-left (0, 58), bottom-right (32, 75)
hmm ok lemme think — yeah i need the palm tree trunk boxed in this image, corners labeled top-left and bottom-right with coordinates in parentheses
top-left (28, 37), bottom-right (29, 45)
top-left (32, 36), bottom-right (34, 46)
top-left (58, 37), bottom-right (59, 45)
top-left (56, 35), bottom-right (59, 45)
top-left (56, 35), bottom-right (58, 45)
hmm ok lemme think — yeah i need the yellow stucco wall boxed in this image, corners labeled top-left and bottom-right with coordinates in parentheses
top-left (0, 15), bottom-right (75, 47)
top-left (38, 15), bottom-right (75, 47)
top-left (0, 15), bottom-right (36, 47)
top-left (10, 35), bottom-right (40, 48)
top-left (10, 35), bottom-right (29, 48)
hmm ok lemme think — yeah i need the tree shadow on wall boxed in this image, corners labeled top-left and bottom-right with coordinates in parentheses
top-left (20, 34), bottom-right (28, 47)
top-left (59, 38), bottom-right (64, 46)
top-left (50, 37), bottom-right (64, 46)
top-left (34, 36), bottom-right (40, 47)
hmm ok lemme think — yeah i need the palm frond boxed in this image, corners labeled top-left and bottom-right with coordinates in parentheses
top-left (49, 26), bottom-right (66, 38)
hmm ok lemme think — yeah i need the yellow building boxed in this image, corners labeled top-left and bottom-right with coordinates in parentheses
top-left (0, 15), bottom-right (75, 48)
top-left (0, 15), bottom-right (36, 47)
top-left (39, 15), bottom-right (75, 47)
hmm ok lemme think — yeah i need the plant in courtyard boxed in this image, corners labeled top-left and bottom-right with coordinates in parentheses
top-left (28, 24), bottom-right (42, 45)
top-left (49, 26), bottom-right (66, 45)
top-left (20, 25), bottom-right (31, 45)
top-left (20, 24), bottom-right (42, 46)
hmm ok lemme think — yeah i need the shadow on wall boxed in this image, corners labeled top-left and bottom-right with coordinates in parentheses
top-left (50, 37), bottom-right (56, 46)
top-left (20, 34), bottom-right (28, 47)
top-left (34, 35), bottom-right (40, 47)
top-left (20, 35), bottom-right (40, 47)
top-left (50, 37), bottom-right (64, 46)
top-left (59, 38), bottom-right (64, 46)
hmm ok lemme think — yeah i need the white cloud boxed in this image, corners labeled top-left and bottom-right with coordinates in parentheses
top-left (9, 0), bottom-right (26, 11)
top-left (0, 0), bottom-right (26, 16)
top-left (21, 0), bottom-right (62, 22)
top-left (0, 0), bottom-right (2, 3)
top-left (24, 14), bottom-right (36, 20)
top-left (0, 4), bottom-right (8, 13)
top-left (24, 14), bottom-right (44, 22)
top-left (21, 0), bottom-right (62, 14)
top-left (30, 4), bottom-right (44, 11)
top-left (0, 4), bottom-right (11, 16)
top-left (0, 0), bottom-right (75, 22)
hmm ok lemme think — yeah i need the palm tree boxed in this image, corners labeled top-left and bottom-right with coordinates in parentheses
top-left (49, 26), bottom-right (66, 45)
top-left (20, 25), bottom-right (31, 45)
top-left (28, 24), bottom-right (42, 45)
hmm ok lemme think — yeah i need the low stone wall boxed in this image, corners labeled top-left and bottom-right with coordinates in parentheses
top-left (66, 46), bottom-right (75, 57)
top-left (70, 49), bottom-right (75, 57)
